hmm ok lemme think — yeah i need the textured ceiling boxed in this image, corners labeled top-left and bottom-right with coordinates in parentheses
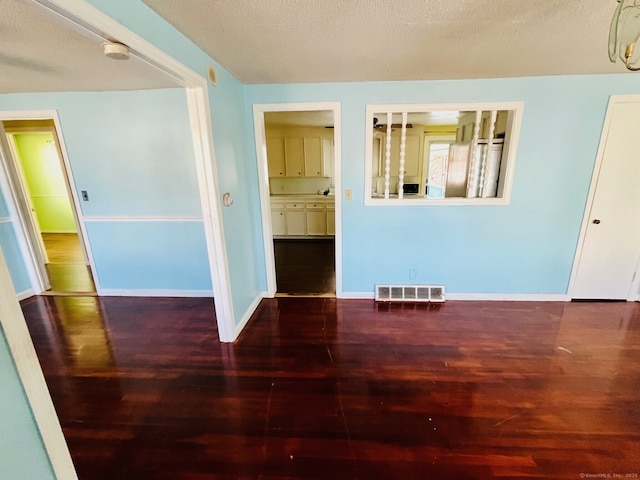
top-left (1, 0), bottom-right (179, 93)
top-left (143, 0), bottom-right (627, 84)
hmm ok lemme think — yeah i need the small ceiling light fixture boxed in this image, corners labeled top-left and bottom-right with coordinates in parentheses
top-left (102, 41), bottom-right (130, 60)
top-left (609, 0), bottom-right (640, 71)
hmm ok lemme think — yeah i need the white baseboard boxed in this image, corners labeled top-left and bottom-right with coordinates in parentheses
top-left (338, 291), bottom-right (375, 299)
top-left (16, 289), bottom-right (35, 301)
top-left (337, 291), bottom-right (569, 301)
top-left (99, 289), bottom-right (214, 298)
top-left (233, 291), bottom-right (267, 340)
top-left (445, 293), bottom-right (570, 301)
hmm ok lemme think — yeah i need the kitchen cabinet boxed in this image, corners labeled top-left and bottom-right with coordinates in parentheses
top-left (322, 138), bottom-right (333, 178)
top-left (270, 196), bottom-right (335, 237)
top-left (270, 202), bottom-right (285, 236)
top-left (306, 201), bottom-right (326, 236)
top-left (270, 199), bottom-right (286, 235)
top-left (285, 202), bottom-right (305, 235)
top-left (390, 133), bottom-right (421, 176)
top-left (326, 205), bottom-right (335, 236)
top-left (374, 132), bottom-right (422, 177)
top-left (284, 138), bottom-right (304, 176)
top-left (265, 127), bottom-right (333, 178)
top-left (304, 138), bottom-right (323, 177)
top-left (266, 137), bottom-right (286, 177)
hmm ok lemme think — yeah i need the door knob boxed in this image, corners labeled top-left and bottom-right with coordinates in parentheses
top-left (592, 219), bottom-right (601, 224)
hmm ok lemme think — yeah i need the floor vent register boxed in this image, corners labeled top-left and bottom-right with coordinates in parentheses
top-left (375, 284), bottom-right (445, 303)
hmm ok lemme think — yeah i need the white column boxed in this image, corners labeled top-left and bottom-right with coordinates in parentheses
top-left (466, 110), bottom-right (483, 198)
top-left (383, 112), bottom-right (392, 199)
top-left (479, 110), bottom-right (497, 197)
top-left (398, 112), bottom-right (408, 200)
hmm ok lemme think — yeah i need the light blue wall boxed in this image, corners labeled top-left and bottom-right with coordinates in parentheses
top-left (244, 75), bottom-right (640, 294)
top-left (0, 89), bottom-right (201, 217)
top-left (0, 89), bottom-right (215, 293)
top-left (0, 326), bottom-right (55, 480)
top-left (0, 185), bottom-right (30, 293)
top-left (0, 190), bottom-right (9, 217)
top-left (86, 221), bottom-right (211, 290)
top-left (0, 224), bottom-right (31, 294)
top-left (83, 0), bottom-right (266, 320)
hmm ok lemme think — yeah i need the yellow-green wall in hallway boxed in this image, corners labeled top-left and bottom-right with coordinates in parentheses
top-left (13, 133), bottom-right (76, 233)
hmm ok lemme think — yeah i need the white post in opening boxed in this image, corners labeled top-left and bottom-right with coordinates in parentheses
top-left (383, 112), bottom-right (392, 199)
top-left (398, 112), bottom-right (408, 200)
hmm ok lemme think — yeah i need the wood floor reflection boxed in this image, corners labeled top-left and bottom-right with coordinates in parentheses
top-left (20, 296), bottom-right (640, 479)
top-left (273, 239), bottom-right (335, 295)
top-left (42, 233), bottom-right (95, 294)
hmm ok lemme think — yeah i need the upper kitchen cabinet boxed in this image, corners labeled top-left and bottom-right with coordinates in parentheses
top-left (304, 137), bottom-right (322, 177)
top-left (285, 137), bottom-right (304, 176)
top-left (265, 125), bottom-right (333, 178)
top-left (267, 137), bottom-right (286, 177)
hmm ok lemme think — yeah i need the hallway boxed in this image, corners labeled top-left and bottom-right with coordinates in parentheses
top-left (42, 233), bottom-right (95, 294)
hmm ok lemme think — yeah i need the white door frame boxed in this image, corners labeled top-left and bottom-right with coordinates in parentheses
top-left (0, 1), bottom-right (237, 478)
top-left (0, 114), bottom-right (101, 293)
top-left (253, 102), bottom-right (342, 297)
top-left (0, 123), bottom-right (47, 294)
top-left (5, 130), bottom-right (51, 266)
top-left (567, 94), bottom-right (640, 301)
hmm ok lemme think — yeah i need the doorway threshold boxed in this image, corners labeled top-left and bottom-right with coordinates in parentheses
top-left (39, 290), bottom-right (97, 297)
top-left (275, 292), bottom-right (336, 298)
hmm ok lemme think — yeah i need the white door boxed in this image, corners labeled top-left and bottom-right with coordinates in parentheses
top-left (571, 99), bottom-right (640, 300)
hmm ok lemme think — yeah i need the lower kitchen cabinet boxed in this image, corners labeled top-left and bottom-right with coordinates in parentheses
top-left (307, 211), bottom-right (326, 235)
top-left (270, 197), bottom-right (335, 237)
top-left (326, 208), bottom-right (335, 236)
top-left (271, 208), bottom-right (285, 236)
top-left (286, 210), bottom-right (306, 236)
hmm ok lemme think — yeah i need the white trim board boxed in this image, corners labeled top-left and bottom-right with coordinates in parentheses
top-left (0, 123), bottom-right (47, 294)
top-left (100, 289), bottom-right (214, 297)
top-left (233, 292), bottom-right (267, 341)
top-left (16, 289), bottom-right (35, 301)
top-left (0, 250), bottom-right (78, 480)
top-left (445, 293), bottom-right (569, 301)
top-left (339, 291), bottom-right (376, 299)
top-left (83, 216), bottom-right (204, 222)
top-left (0, 217), bottom-right (11, 224)
top-left (339, 292), bottom-right (569, 301)
top-left (253, 102), bottom-right (343, 298)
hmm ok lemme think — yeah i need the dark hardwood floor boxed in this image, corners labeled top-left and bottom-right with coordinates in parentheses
top-left (20, 296), bottom-right (640, 479)
top-left (273, 239), bottom-right (335, 295)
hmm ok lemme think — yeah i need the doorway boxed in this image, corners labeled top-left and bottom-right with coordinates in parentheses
top-left (569, 95), bottom-right (640, 300)
top-left (254, 103), bottom-right (342, 297)
top-left (1, 119), bottom-right (96, 295)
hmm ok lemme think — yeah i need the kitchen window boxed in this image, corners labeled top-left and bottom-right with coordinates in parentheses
top-left (365, 102), bottom-right (523, 205)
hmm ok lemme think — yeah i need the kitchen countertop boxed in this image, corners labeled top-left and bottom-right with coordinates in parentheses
top-left (270, 194), bottom-right (335, 200)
